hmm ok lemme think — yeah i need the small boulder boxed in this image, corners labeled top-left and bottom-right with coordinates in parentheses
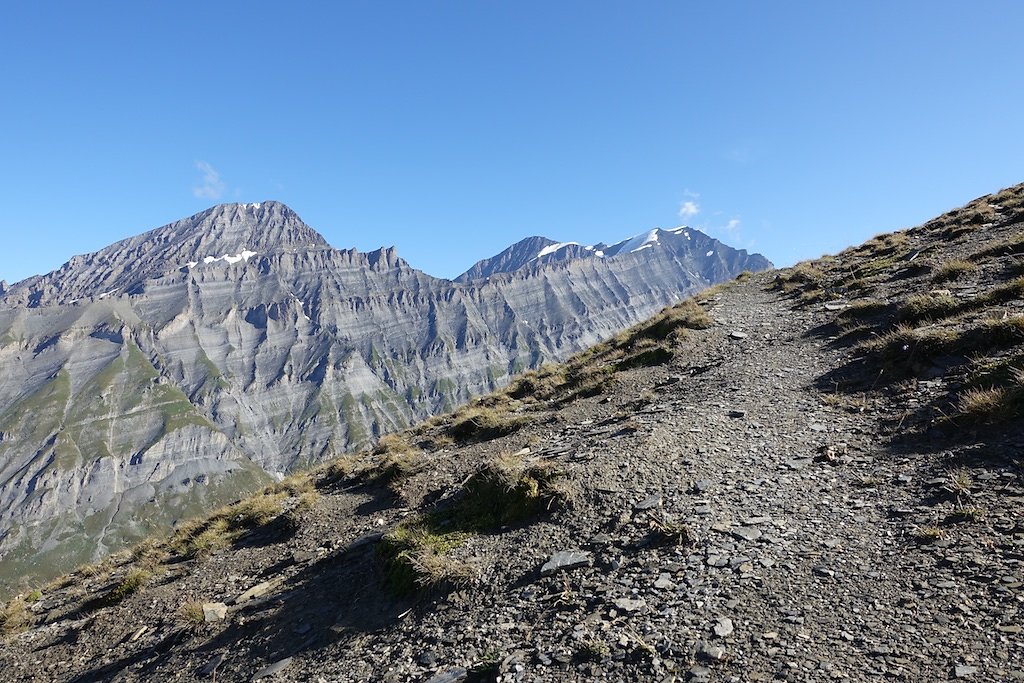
top-left (202, 602), bottom-right (228, 623)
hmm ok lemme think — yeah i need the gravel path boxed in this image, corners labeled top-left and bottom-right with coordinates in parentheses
top-left (2, 271), bottom-right (1021, 683)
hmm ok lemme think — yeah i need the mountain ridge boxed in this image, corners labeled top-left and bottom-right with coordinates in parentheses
top-left (0, 202), bottom-right (770, 590)
top-left (2, 182), bottom-right (1021, 682)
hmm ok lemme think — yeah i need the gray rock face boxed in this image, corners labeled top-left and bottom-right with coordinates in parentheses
top-left (0, 201), bottom-right (771, 589)
top-left (457, 227), bottom-right (771, 284)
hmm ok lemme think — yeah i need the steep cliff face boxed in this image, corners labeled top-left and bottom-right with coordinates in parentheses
top-left (0, 202), bottom-right (771, 588)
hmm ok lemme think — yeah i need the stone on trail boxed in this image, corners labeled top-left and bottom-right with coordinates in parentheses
top-left (634, 494), bottom-right (662, 510)
top-left (202, 602), bottom-right (228, 623)
top-left (613, 597), bottom-right (647, 612)
top-left (426, 667), bottom-right (469, 683)
top-left (540, 550), bottom-right (592, 576)
top-left (252, 657), bottom-right (292, 680)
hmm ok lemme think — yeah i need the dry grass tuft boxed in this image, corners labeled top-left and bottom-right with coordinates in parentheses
top-left (448, 405), bottom-right (530, 443)
top-left (772, 262), bottom-right (825, 292)
top-left (0, 597), bottom-right (29, 636)
top-left (955, 367), bottom-right (1024, 424)
top-left (100, 568), bottom-right (151, 607)
top-left (169, 490), bottom-right (290, 560)
top-left (969, 234), bottom-right (1024, 262)
top-left (932, 259), bottom-right (976, 283)
top-left (914, 526), bottom-right (944, 544)
top-left (378, 453), bottom-right (574, 595)
top-left (179, 601), bottom-right (206, 626)
top-left (896, 293), bottom-right (960, 324)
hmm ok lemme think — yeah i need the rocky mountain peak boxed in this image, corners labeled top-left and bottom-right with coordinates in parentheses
top-left (184, 201), bottom-right (330, 256)
top-left (456, 226), bottom-right (771, 283)
top-left (0, 201), bottom-right (331, 308)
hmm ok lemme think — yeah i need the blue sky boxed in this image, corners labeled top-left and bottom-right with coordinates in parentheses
top-left (1, 2), bottom-right (1022, 283)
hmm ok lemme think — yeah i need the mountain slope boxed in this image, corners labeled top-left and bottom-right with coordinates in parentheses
top-left (2, 183), bottom-right (1021, 682)
top-left (0, 203), bottom-right (770, 591)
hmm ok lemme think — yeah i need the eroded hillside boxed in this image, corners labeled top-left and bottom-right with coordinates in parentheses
top-left (0, 184), bottom-right (1022, 682)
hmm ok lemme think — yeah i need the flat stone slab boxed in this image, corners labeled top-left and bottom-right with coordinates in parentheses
top-left (253, 657), bottom-right (292, 680)
top-left (540, 550), bottom-right (592, 576)
top-left (234, 577), bottom-right (283, 605)
top-left (731, 526), bottom-right (762, 542)
top-left (613, 597), bottom-right (647, 612)
top-left (634, 494), bottom-right (662, 510)
top-left (425, 668), bottom-right (468, 683)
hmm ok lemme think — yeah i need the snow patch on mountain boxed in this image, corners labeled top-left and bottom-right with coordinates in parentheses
top-left (537, 242), bottom-right (580, 258)
top-left (191, 250), bottom-right (258, 267)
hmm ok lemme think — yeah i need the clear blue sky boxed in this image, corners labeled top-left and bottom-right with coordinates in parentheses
top-left (2, 2), bottom-right (1022, 283)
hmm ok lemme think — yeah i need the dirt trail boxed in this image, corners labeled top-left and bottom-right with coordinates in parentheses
top-left (2, 272), bottom-right (1021, 683)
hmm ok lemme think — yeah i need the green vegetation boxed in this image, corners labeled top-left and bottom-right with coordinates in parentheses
top-left (169, 490), bottom-right (290, 559)
top-left (95, 568), bottom-right (151, 608)
top-left (179, 600), bottom-right (206, 626)
top-left (896, 293), bottom-right (959, 324)
top-left (932, 259), bottom-right (976, 283)
top-left (447, 405), bottom-right (531, 442)
top-left (969, 234), bottom-right (1024, 262)
top-left (945, 506), bottom-right (986, 524)
top-left (836, 300), bottom-right (890, 328)
top-left (378, 454), bottom-right (574, 594)
top-left (955, 368), bottom-right (1024, 424)
top-left (914, 526), bottom-right (944, 544)
top-left (0, 596), bottom-right (29, 636)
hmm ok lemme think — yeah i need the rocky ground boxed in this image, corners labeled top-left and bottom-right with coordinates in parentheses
top-left (1, 186), bottom-right (1022, 681)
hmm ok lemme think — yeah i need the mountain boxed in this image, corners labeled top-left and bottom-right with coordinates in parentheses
top-left (1, 183), bottom-right (1021, 682)
top-left (0, 203), bottom-right (770, 590)
top-left (456, 227), bottom-right (770, 282)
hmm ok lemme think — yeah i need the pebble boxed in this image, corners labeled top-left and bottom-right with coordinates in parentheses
top-left (713, 617), bottom-right (734, 638)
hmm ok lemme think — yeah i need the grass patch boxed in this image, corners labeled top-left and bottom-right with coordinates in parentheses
top-left (932, 259), bottom-right (976, 284)
top-left (969, 234), bottom-right (1024, 262)
top-left (945, 506), bottom-right (985, 525)
top-left (169, 491), bottom-right (288, 559)
top-left (896, 293), bottom-right (960, 324)
top-left (627, 299), bottom-right (714, 341)
top-left (914, 526), bottom-right (944, 544)
top-left (95, 568), bottom-right (151, 608)
top-left (378, 454), bottom-right (574, 595)
top-left (955, 368), bottom-right (1024, 424)
top-left (448, 406), bottom-right (530, 443)
top-left (0, 597), bottom-right (29, 636)
top-left (458, 455), bottom-right (576, 527)
top-left (836, 299), bottom-right (891, 329)
top-left (975, 277), bottom-right (1024, 308)
top-left (771, 262), bottom-right (824, 293)
top-left (377, 521), bottom-right (476, 594)
top-left (857, 316), bottom-right (1024, 383)
top-left (179, 601), bottom-right (207, 626)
